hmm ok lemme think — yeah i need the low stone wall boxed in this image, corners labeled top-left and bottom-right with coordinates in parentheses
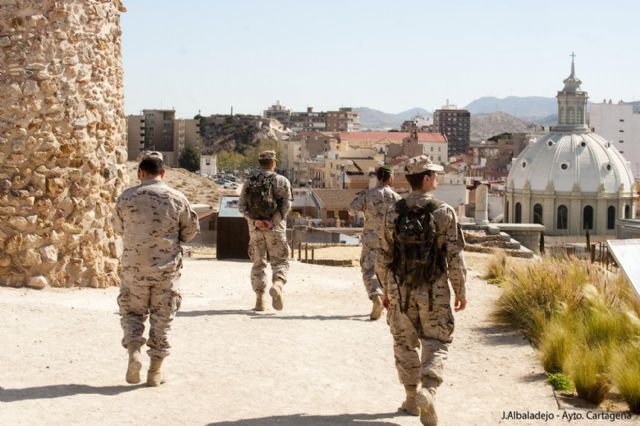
top-left (496, 224), bottom-right (545, 253)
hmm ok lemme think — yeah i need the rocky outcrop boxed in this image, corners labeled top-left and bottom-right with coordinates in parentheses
top-left (0, 0), bottom-right (127, 288)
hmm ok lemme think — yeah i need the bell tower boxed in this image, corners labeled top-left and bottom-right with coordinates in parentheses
top-left (551, 53), bottom-right (589, 132)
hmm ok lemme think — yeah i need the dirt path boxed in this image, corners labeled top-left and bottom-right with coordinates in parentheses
top-left (1, 253), bottom-right (634, 425)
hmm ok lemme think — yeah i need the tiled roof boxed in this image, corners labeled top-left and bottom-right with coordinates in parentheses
top-left (417, 133), bottom-right (447, 143)
top-left (338, 132), bottom-right (407, 144)
top-left (338, 131), bottom-right (447, 147)
top-left (338, 148), bottom-right (377, 159)
top-left (312, 189), bottom-right (361, 209)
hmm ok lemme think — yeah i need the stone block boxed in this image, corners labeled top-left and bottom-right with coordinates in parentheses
top-left (27, 275), bottom-right (48, 290)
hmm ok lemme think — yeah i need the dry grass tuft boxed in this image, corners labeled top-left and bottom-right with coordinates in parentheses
top-left (482, 250), bottom-right (509, 285)
top-left (611, 343), bottom-right (640, 414)
top-left (566, 344), bottom-right (611, 404)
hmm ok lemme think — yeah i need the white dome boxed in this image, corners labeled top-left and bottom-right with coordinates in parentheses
top-left (507, 132), bottom-right (635, 193)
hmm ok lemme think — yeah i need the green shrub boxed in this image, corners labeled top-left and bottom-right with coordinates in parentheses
top-left (611, 343), bottom-right (640, 414)
top-left (547, 372), bottom-right (574, 392)
top-left (566, 344), bottom-right (611, 404)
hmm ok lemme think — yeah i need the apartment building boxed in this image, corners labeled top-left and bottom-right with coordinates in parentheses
top-left (126, 114), bottom-right (144, 160)
top-left (290, 107), bottom-right (326, 132)
top-left (126, 110), bottom-right (199, 166)
top-left (263, 101), bottom-right (291, 127)
top-left (433, 103), bottom-right (470, 156)
top-left (590, 100), bottom-right (640, 176)
top-left (325, 107), bottom-right (360, 132)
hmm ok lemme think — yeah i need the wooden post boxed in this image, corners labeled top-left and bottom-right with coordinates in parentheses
top-left (305, 243), bottom-right (308, 261)
top-left (585, 231), bottom-right (591, 261)
top-left (311, 247), bottom-right (315, 263)
top-left (298, 241), bottom-right (302, 261)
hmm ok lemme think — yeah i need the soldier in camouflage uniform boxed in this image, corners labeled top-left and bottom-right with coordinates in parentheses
top-left (349, 164), bottom-right (402, 320)
top-left (376, 155), bottom-right (467, 426)
top-left (113, 151), bottom-right (199, 387)
top-left (239, 150), bottom-right (293, 311)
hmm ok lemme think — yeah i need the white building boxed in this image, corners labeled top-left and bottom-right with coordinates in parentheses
top-left (505, 59), bottom-right (636, 235)
top-left (200, 155), bottom-right (217, 177)
top-left (589, 101), bottom-right (640, 176)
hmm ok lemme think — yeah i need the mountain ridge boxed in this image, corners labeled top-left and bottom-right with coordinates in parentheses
top-left (354, 107), bottom-right (430, 130)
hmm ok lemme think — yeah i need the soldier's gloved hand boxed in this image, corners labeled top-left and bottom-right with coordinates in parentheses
top-left (263, 220), bottom-right (274, 230)
top-left (255, 220), bottom-right (266, 231)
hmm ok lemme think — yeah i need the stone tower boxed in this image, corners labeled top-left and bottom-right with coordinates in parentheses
top-left (0, 0), bottom-right (128, 288)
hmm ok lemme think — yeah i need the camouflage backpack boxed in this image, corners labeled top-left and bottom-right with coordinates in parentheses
top-left (245, 173), bottom-right (278, 220)
top-left (391, 199), bottom-right (446, 295)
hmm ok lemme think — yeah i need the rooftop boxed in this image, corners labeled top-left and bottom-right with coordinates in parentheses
top-left (312, 189), bottom-right (361, 209)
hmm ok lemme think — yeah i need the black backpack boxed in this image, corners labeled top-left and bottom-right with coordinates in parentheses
top-left (392, 199), bottom-right (446, 309)
top-left (245, 173), bottom-right (278, 220)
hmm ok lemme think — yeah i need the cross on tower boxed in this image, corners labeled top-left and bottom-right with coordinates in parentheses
top-left (570, 52), bottom-right (576, 61)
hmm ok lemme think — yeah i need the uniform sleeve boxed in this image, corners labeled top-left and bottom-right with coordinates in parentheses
top-left (238, 181), bottom-right (252, 220)
top-left (113, 197), bottom-right (124, 234)
top-left (375, 207), bottom-right (397, 292)
top-left (179, 199), bottom-right (200, 243)
top-left (438, 206), bottom-right (467, 298)
top-left (274, 176), bottom-right (292, 221)
top-left (349, 191), bottom-right (366, 216)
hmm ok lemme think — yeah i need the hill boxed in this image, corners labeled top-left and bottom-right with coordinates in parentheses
top-left (354, 107), bottom-right (430, 130)
top-left (471, 111), bottom-right (543, 142)
top-left (465, 96), bottom-right (556, 121)
top-left (125, 162), bottom-right (221, 208)
top-left (197, 115), bottom-right (289, 155)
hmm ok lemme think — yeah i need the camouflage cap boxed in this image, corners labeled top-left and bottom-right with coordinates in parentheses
top-left (259, 150), bottom-right (277, 161)
top-left (404, 155), bottom-right (444, 175)
top-left (137, 150), bottom-right (164, 163)
top-left (377, 164), bottom-right (393, 175)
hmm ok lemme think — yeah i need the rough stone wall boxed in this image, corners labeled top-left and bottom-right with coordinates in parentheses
top-left (0, 0), bottom-right (127, 288)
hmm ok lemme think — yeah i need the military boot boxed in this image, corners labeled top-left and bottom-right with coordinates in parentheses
top-left (253, 291), bottom-right (265, 311)
top-left (370, 294), bottom-right (384, 320)
top-left (146, 357), bottom-right (165, 387)
top-left (399, 384), bottom-right (419, 416)
top-left (125, 344), bottom-right (143, 384)
top-left (416, 388), bottom-right (438, 426)
top-left (269, 281), bottom-right (284, 311)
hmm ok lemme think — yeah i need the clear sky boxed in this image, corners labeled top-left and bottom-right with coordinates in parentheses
top-left (121, 0), bottom-right (639, 117)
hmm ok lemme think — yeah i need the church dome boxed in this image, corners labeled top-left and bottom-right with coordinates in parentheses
top-left (507, 132), bottom-right (634, 193)
top-left (504, 55), bottom-right (636, 235)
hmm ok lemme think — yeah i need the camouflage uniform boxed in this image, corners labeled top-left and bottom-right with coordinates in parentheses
top-left (238, 169), bottom-right (293, 293)
top-left (349, 184), bottom-right (401, 298)
top-left (113, 179), bottom-right (199, 359)
top-left (376, 191), bottom-right (466, 392)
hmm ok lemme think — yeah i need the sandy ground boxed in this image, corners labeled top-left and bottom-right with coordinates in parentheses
top-left (1, 253), bottom-right (637, 426)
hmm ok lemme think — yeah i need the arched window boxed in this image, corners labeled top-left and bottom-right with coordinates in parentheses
top-left (607, 206), bottom-right (616, 230)
top-left (533, 204), bottom-right (543, 225)
top-left (625, 204), bottom-right (631, 219)
top-left (567, 107), bottom-right (575, 124)
top-left (583, 205), bottom-right (594, 230)
top-left (515, 202), bottom-right (522, 224)
top-left (557, 205), bottom-right (568, 230)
